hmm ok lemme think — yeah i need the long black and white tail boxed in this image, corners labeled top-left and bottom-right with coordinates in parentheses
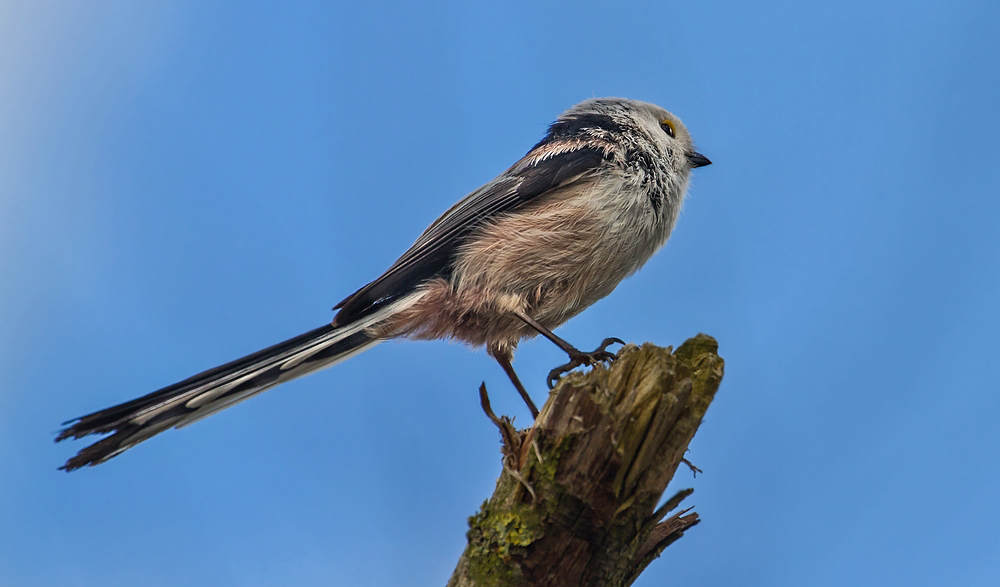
top-left (56, 297), bottom-right (418, 471)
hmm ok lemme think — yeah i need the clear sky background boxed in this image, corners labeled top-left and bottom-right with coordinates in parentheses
top-left (2, 1), bottom-right (998, 585)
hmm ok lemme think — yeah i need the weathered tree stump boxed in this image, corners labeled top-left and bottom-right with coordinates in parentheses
top-left (449, 334), bottom-right (725, 587)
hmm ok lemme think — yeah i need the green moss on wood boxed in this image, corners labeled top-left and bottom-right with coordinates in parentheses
top-left (462, 500), bottom-right (546, 586)
top-left (449, 335), bottom-right (724, 587)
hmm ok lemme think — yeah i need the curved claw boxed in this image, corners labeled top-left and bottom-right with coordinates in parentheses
top-left (546, 337), bottom-right (625, 389)
top-left (547, 361), bottom-right (580, 389)
top-left (595, 337), bottom-right (625, 360)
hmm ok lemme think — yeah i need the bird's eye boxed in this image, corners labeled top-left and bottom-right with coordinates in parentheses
top-left (660, 120), bottom-right (676, 138)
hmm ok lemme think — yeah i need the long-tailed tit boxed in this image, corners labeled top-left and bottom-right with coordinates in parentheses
top-left (57, 97), bottom-right (711, 470)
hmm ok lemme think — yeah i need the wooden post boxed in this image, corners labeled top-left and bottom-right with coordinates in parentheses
top-left (448, 334), bottom-right (725, 587)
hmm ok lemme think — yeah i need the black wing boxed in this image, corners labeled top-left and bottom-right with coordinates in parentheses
top-left (332, 144), bottom-right (608, 326)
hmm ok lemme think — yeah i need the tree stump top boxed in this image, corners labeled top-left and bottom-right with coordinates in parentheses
top-left (450, 334), bottom-right (725, 587)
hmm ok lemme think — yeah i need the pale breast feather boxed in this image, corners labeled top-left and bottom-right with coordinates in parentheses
top-left (332, 145), bottom-right (610, 326)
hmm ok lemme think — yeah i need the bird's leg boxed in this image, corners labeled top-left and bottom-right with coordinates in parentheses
top-left (491, 349), bottom-right (540, 419)
top-left (513, 310), bottom-right (623, 389)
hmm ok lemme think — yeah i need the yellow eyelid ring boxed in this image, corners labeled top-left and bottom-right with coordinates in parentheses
top-left (660, 119), bottom-right (676, 137)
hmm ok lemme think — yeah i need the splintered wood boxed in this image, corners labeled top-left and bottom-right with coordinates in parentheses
top-left (450, 335), bottom-right (724, 587)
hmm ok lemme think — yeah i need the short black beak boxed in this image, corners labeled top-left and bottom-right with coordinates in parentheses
top-left (687, 151), bottom-right (712, 168)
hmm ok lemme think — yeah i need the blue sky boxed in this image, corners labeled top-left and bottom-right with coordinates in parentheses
top-left (2, 1), bottom-right (998, 585)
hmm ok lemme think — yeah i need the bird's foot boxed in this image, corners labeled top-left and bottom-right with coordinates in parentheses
top-left (546, 337), bottom-right (624, 389)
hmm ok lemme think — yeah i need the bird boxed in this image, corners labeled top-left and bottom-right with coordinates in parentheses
top-left (56, 97), bottom-right (711, 471)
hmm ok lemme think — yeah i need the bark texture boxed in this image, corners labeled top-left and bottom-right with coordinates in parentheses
top-left (448, 334), bottom-right (724, 587)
